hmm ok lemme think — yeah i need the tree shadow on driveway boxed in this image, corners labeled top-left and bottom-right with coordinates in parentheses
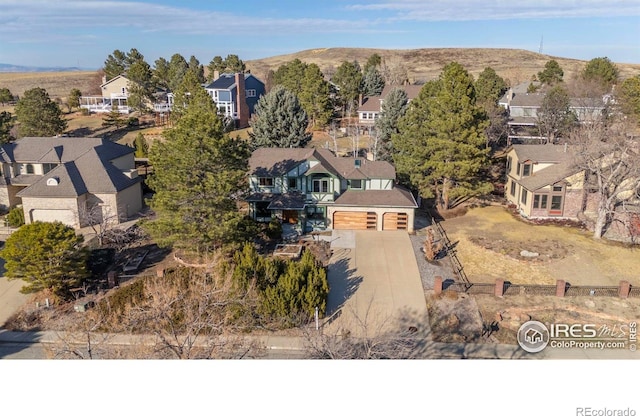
top-left (325, 248), bottom-right (362, 320)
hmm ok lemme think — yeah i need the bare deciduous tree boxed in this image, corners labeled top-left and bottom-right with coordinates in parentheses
top-left (570, 118), bottom-right (640, 239)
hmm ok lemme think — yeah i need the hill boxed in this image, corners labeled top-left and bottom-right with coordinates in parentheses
top-left (246, 47), bottom-right (640, 86)
top-left (0, 63), bottom-right (86, 73)
top-left (0, 71), bottom-right (100, 100)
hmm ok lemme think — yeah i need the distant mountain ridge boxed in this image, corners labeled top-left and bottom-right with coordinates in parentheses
top-left (0, 63), bottom-right (87, 73)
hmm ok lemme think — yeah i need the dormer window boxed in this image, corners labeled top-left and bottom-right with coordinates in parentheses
top-left (521, 163), bottom-right (532, 177)
top-left (354, 159), bottom-right (362, 168)
top-left (259, 177), bottom-right (274, 187)
top-left (26, 164), bottom-right (35, 174)
top-left (349, 179), bottom-right (363, 190)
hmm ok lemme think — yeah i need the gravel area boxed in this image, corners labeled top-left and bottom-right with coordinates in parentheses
top-left (409, 233), bottom-right (457, 291)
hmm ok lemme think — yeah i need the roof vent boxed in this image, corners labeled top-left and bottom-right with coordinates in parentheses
top-left (46, 177), bottom-right (59, 186)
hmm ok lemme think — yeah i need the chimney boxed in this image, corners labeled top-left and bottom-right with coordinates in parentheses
top-left (102, 75), bottom-right (107, 85)
top-left (213, 70), bottom-right (220, 81)
top-left (235, 73), bottom-right (250, 129)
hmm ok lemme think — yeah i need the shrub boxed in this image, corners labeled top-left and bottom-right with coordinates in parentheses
top-left (6, 206), bottom-right (25, 227)
top-left (127, 117), bottom-right (140, 127)
top-left (266, 218), bottom-right (282, 239)
top-left (80, 108), bottom-right (90, 116)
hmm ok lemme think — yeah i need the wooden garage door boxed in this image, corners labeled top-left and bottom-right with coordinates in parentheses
top-left (383, 212), bottom-right (408, 230)
top-left (333, 211), bottom-right (377, 230)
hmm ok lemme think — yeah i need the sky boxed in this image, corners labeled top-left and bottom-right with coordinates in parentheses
top-left (1, 0), bottom-right (639, 69)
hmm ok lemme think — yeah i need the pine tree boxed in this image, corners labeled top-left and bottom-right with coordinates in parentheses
top-left (102, 104), bottom-right (126, 128)
top-left (0, 111), bottom-right (14, 143)
top-left (134, 133), bottom-right (148, 158)
top-left (144, 87), bottom-right (250, 253)
top-left (68, 88), bottom-right (82, 111)
top-left (374, 87), bottom-right (408, 162)
top-left (272, 59), bottom-right (308, 96)
top-left (15, 87), bottom-right (67, 137)
top-left (331, 61), bottom-right (363, 115)
top-left (168, 54), bottom-right (189, 92)
top-left (299, 64), bottom-right (333, 129)
top-left (475, 67), bottom-right (507, 106)
top-left (249, 86), bottom-right (311, 148)
top-left (393, 62), bottom-right (492, 211)
top-left (1, 221), bottom-right (88, 298)
top-left (103, 49), bottom-right (127, 81)
top-left (361, 65), bottom-right (385, 97)
top-left (582, 57), bottom-right (619, 88)
top-left (153, 57), bottom-right (171, 89)
top-left (537, 60), bottom-right (564, 85)
top-left (188, 55), bottom-right (206, 84)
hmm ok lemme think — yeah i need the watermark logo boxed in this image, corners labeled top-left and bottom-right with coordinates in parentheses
top-left (517, 320), bottom-right (549, 353)
top-left (517, 321), bottom-right (637, 353)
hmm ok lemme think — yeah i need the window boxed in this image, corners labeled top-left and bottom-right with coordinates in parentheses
top-left (246, 89), bottom-right (256, 98)
top-left (288, 178), bottom-right (297, 189)
top-left (306, 206), bottom-right (325, 219)
top-left (313, 178), bottom-right (330, 193)
top-left (43, 163), bottom-right (57, 174)
top-left (259, 177), bottom-right (274, 187)
top-left (349, 179), bottom-right (363, 190)
top-left (522, 163), bottom-right (531, 177)
top-left (510, 181), bottom-right (516, 197)
top-left (516, 163), bottom-right (521, 175)
top-left (506, 156), bottom-right (512, 173)
top-left (553, 185), bottom-right (563, 192)
top-left (533, 194), bottom-right (548, 209)
top-left (521, 189), bottom-right (528, 204)
top-left (551, 195), bottom-right (563, 211)
top-left (26, 164), bottom-right (35, 174)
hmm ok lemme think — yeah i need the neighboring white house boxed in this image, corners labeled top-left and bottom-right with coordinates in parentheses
top-left (356, 85), bottom-right (422, 126)
top-left (247, 147), bottom-right (418, 232)
top-left (0, 137), bottom-right (143, 228)
top-left (79, 75), bottom-right (132, 114)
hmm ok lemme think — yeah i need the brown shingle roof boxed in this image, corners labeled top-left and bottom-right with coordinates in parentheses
top-left (334, 187), bottom-right (417, 208)
top-left (511, 144), bottom-right (574, 164)
top-left (0, 137), bottom-right (133, 163)
top-left (357, 96), bottom-right (381, 112)
top-left (248, 147), bottom-right (314, 176)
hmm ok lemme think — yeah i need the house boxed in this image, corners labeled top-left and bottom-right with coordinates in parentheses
top-left (80, 75), bottom-right (132, 114)
top-left (505, 144), bottom-right (594, 219)
top-left (357, 85), bottom-right (422, 127)
top-left (204, 72), bottom-right (265, 128)
top-left (247, 148), bottom-right (418, 232)
top-left (0, 137), bottom-right (143, 229)
top-left (499, 82), bottom-right (607, 143)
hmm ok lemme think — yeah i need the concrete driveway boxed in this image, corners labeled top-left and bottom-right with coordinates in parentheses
top-left (0, 259), bottom-right (28, 328)
top-left (324, 231), bottom-right (428, 337)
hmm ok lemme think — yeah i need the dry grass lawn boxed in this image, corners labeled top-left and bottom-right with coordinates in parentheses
top-left (441, 206), bottom-right (640, 286)
top-left (0, 71), bottom-right (99, 100)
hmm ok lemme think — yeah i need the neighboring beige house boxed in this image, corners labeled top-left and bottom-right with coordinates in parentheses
top-left (247, 148), bottom-right (418, 232)
top-left (505, 144), bottom-right (590, 219)
top-left (0, 137), bottom-right (143, 228)
top-left (80, 75), bottom-right (133, 113)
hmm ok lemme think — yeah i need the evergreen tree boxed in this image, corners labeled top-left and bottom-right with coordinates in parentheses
top-left (0, 88), bottom-right (13, 105)
top-left (299, 64), bottom-right (333, 129)
top-left (153, 57), bottom-right (171, 89)
top-left (67, 88), bottom-right (82, 111)
top-left (272, 59), bottom-right (308, 96)
top-left (364, 53), bottom-right (382, 71)
top-left (1, 221), bottom-right (88, 298)
top-left (393, 62), bottom-right (491, 211)
top-left (102, 104), bottom-right (126, 128)
top-left (249, 86), bottom-right (311, 148)
top-left (207, 54), bottom-right (246, 79)
top-left (374, 88), bottom-right (408, 162)
top-left (103, 49), bottom-right (127, 81)
top-left (361, 65), bottom-right (385, 97)
top-left (475, 67), bottom-right (507, 105)
top-left (144, 87), bottom-right (250, 253)
top-left (206, 56), bottom-right (225, 80)
top-left (331, 61), bottom-right (363, 115)
top-left (537, 60), bottom-right (564, 85)
top-left (126, 51), bottom-right (154, 113)
top-left (617, 75), bottom-right (640, 124)
top-left (582, 57), bottom-right (619, 89)
top-left (0, 111), bottom-right (14, 143)
top-left (537, 85), bottom-right (576, 142)
top-left (134, 133), bottom-right (148, 158)
top-left (168, 53), bottom-right (189, 92)
top-left (15, 87), bottom-right (67, 137)
top-left (188, 55), bottom-right (206, 84)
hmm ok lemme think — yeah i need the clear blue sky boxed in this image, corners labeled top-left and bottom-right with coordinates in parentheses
top-left (1, 0), bottom-right (639, 68)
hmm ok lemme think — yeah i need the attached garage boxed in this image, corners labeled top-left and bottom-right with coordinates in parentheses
top-left (382, 212), bottom-right (408, 230)
top-left (333, 211), bottom-right (377, 230)
top-left (30, 209), bottom-right (77, 227)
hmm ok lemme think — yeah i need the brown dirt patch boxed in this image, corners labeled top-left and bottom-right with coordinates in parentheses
top-left (441, 206), bottom-right (640, 286)
top-left (427, 291), bottom-right (483, 342)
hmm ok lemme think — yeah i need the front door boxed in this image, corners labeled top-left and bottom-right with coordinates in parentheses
top-left (283, 210), bottom-right (299, 224)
